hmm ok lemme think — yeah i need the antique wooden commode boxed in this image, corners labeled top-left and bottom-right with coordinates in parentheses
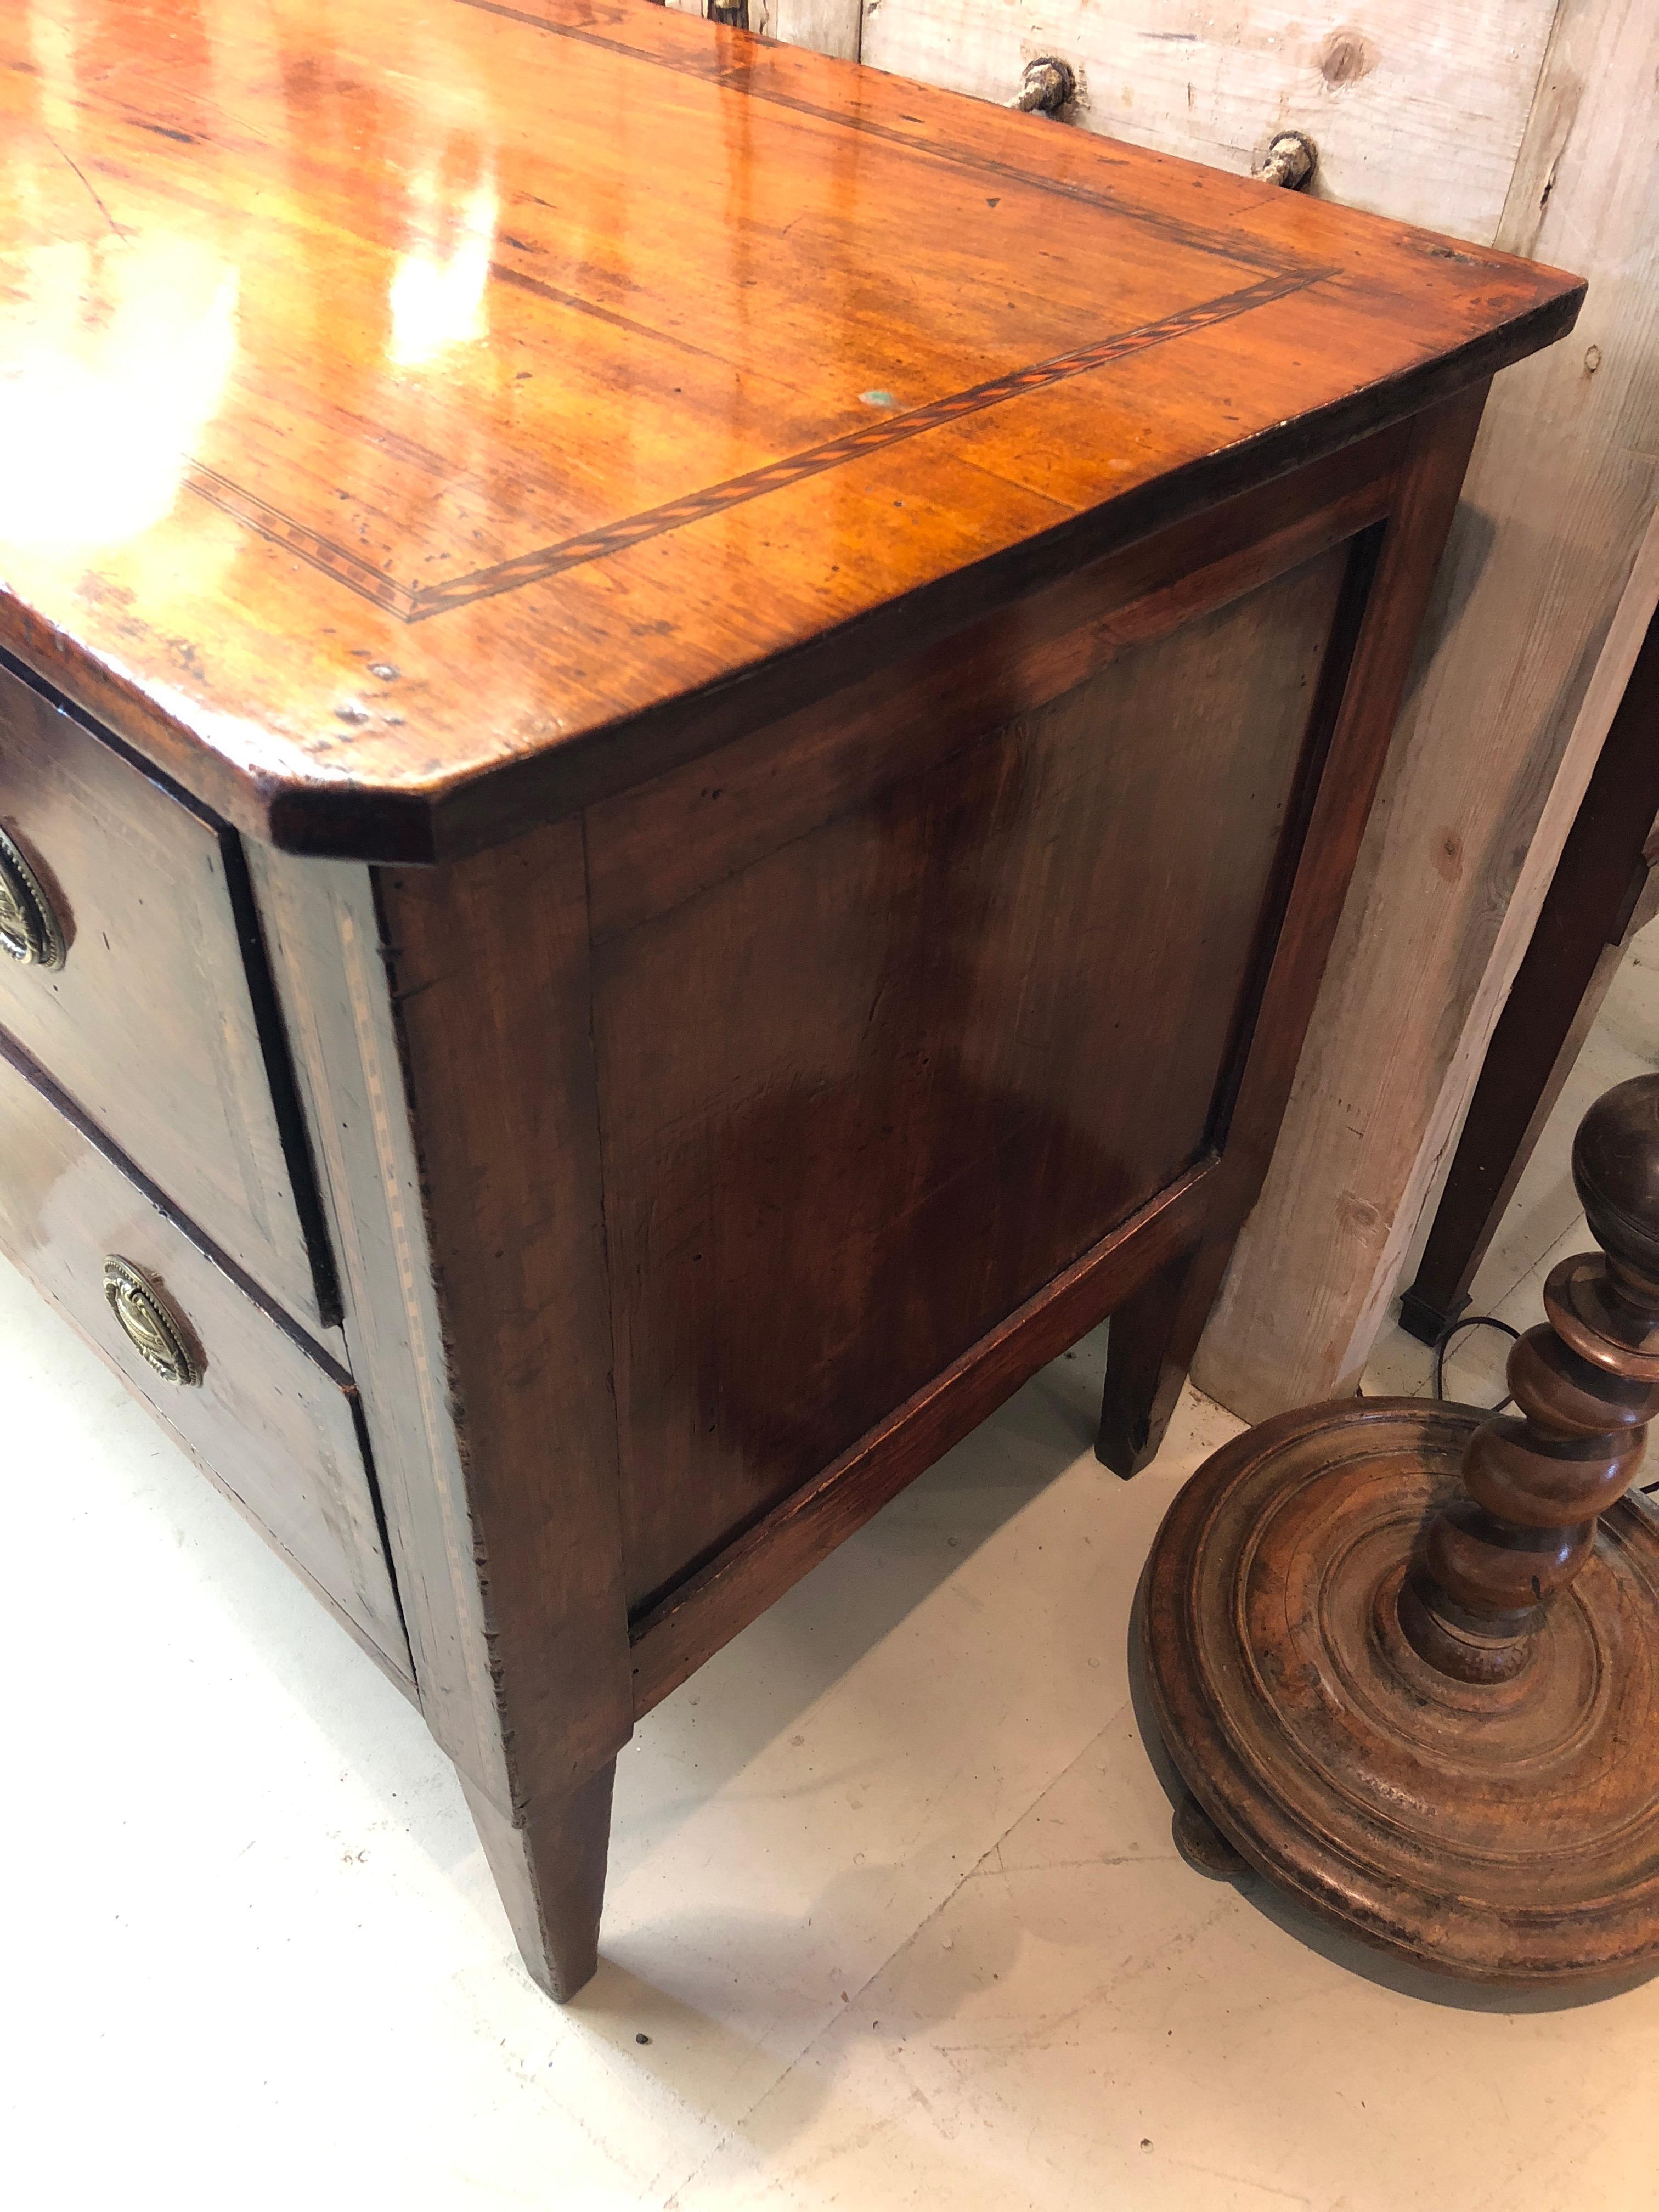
top-left (0, 0), bottom-right (1579, 1996)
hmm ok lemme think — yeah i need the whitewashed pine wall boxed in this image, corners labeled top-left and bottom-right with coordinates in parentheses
top-left (672, 1), bottom-right (1562, 241)
top-left (665, 0), bottom-right (1659, 1419)
top-left (865, 3), bottom-right (1559, 239)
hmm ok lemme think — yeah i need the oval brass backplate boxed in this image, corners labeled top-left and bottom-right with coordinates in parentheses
top-left (0, 825), bottom-right (67, 969)
top-left (103, 1258), bottom-right (202, 1387)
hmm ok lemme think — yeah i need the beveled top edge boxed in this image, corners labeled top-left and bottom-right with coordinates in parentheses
top-left (7, 289), bottom-right (1581, 867)
top-left (0, 0), bottom-right (1584, 860)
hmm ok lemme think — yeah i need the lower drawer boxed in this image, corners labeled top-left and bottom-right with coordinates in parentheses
top-left (0, 1030), bottom-right (411, 1681)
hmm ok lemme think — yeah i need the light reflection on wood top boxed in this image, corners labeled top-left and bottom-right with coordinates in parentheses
top-left (0, 0), bottom-right (1581, 856)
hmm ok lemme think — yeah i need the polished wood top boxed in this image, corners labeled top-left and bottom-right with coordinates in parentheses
top-left (0, 0), bottom-right (1581, 859)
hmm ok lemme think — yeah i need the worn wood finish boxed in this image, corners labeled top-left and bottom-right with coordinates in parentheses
top-left (0, 1028), bottom-right (409, 1679)
top-left (373, 827), bottom-right (634, 1809)
top-left (1144, 1073), bottom-right (1659, 1985)
top-left (0, 0), bottom-right (1584, 2002)
top-left (584, 428), bottom-right (1404, 943)
top-left (252, 837), bottom-right (633, 1997)
top-left (0, 0), bottom-right (1578, 861)
top-left (460, 1767), bottom-right (617, 2003)
top-left (719, 0), bottom-right (1659, 1466)
top-left (601, 543), bottom-right (1347, 1609)
top-left (1402, 608), bottom-right (1659, 1345)
top-left (245, 848), bottom-right (516, 1805)
top-left (0, 658), bottom-right (336, 1332)
top-left (1097, 1239), bottom-right (1224, 1479)
top-left (247, 387), bottom-right (1492, 1989)
top-left (1088, 386), bottom-right (1483, 1479)
top-left (630, 1163), bottom-right (1216, 1714)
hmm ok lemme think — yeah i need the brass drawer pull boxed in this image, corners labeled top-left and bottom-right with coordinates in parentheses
top-left (104, 1257), bottom-right (202, 1387)
top-left (0, 825), bottom-right (66, 969)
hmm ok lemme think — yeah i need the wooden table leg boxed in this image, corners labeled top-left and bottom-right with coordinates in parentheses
top-left (1097, 1239), bottom-right (1229, 1478)
top-left (1401, 608), bottom-right (1659, 1347)
top-left (461, 1765), bottom-right (617, 2002)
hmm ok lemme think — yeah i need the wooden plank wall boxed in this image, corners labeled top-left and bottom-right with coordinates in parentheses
top-left (1195, 0), bottom-right (1659, 1415)
top-left (668, 0), bottom-right (1659, 1421)
top-left (675, 0), bottom-right (1559, 239)
top-left (862, 2), bottom-right (1558, 238)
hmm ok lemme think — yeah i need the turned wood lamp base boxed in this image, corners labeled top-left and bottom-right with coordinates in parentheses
top-left (1144, 1400), bottom-right (1659, 1984)
top-left (1143, 1075), bottom-right (1659, 1989)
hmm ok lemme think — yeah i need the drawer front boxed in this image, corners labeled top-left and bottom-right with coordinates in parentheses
top-left (0, 1033), bottom-right (410, 1677)
top-left (0, 661), bottom-right (333, 1330)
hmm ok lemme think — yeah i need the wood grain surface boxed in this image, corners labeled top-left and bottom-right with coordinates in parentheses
top-left (251, 393), bottom-right (1496, 1999)
top-left (0, 0), bottom-right (1579, 860)
top-left (1193, 0), bottom-right (1657, 1417)
top-left (0, 656), bottom-right (337, 1331)
top-left (1402, 607), bottom-right (1659, 1342)
top-left (254, 834), bottom-right (635, 1830)
top-left (1144, 1073), bottom-right (1659, 1986)
top-left (597, 542), bottom-right (1348, 1611)
top-left (375, 826), bottom-right (636, 1805)
top-left (247, 847), bottom-right (518, 1801)
top-left (0, 1028), bottom-right (410, 1678)
top-left (629, 1162), bottom-right (1216, 1713)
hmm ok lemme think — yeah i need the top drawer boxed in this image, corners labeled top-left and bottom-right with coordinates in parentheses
top-left (0, 661), bottom-right (334, 1331)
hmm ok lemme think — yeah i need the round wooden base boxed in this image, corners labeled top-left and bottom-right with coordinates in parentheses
top-left (1143, 1398), bottom-right (1659, 1988)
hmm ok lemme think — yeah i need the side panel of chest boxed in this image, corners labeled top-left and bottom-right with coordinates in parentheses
top-left (595, 538), bottom-right (1353, 1611)
top-left (249, 395), bottom-right (1475, 1874)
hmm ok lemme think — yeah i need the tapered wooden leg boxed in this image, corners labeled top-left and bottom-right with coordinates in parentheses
top-left (1398, 915), bottom-right (1638, 1347)
top-left (461, 1763), bottom-right (615, 2001)
top-left (1401, 614), bottom-right (1659, 1349)
top-left (1098, 1240), bottom-right (1227, 1477)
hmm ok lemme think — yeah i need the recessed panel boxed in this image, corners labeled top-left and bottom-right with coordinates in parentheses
top-left (597, 542), bottom-right (1351, 1610)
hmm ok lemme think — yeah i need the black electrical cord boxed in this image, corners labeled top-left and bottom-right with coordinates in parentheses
top-left (1429, 1314), bottom-right (1521, 1413)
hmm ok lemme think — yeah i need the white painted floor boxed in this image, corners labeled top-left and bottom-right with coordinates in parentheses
top-left (4, 926), bottom-right (1658, 2211)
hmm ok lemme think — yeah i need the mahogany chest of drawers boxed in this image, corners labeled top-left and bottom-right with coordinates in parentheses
top-left (0, 0), bottom-right (1579, 1997)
